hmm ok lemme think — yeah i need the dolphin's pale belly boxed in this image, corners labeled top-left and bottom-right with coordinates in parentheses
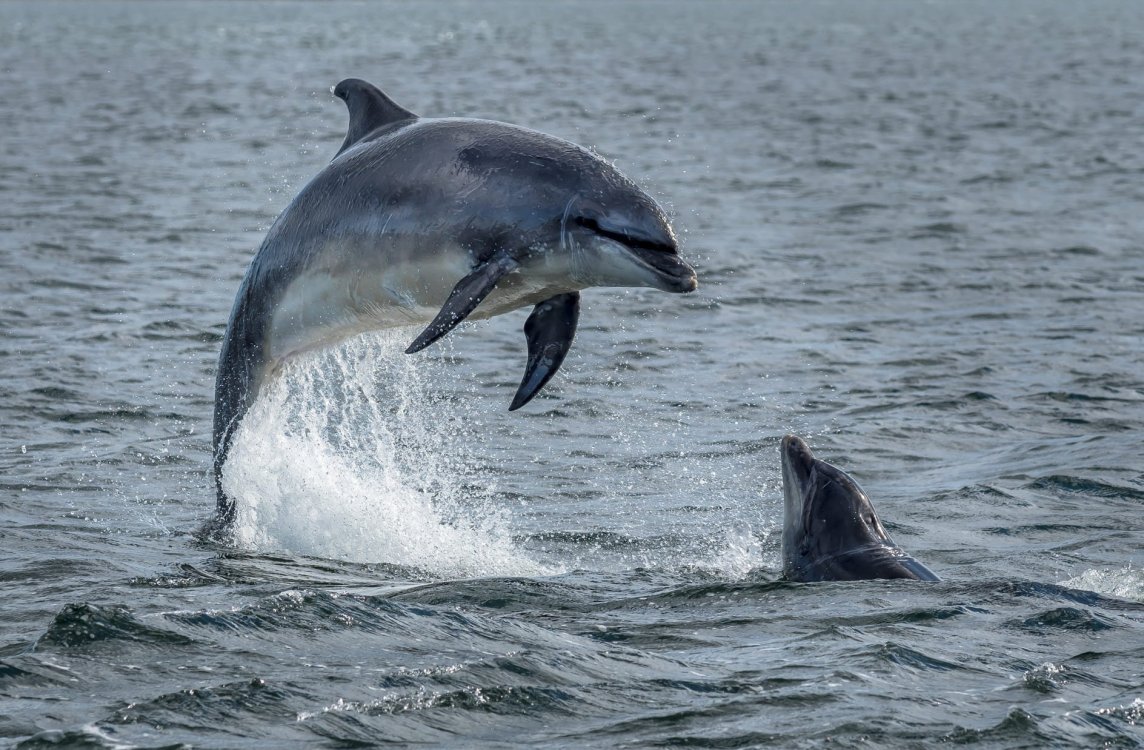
top-left (267, 238), bottom-right (579, 364)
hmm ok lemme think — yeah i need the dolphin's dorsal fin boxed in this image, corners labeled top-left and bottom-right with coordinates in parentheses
top-left (332, 78), bottom-right (418, 157)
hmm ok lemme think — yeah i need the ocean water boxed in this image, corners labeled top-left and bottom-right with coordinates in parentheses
top-left (2, 1), bottom-right (1144, 747)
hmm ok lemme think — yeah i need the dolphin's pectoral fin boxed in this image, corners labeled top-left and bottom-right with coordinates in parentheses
top-left (510, 292), bottom-right (581, 411)
top-left (405, 253), bottom-right (520, 354)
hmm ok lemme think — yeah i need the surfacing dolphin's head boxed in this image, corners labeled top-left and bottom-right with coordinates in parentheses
top-left (780, 435), bottom-right (939, 582)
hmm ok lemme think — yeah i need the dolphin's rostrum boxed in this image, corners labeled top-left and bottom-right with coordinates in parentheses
top-left (780, 435), bottom-right (939, 582)
top-left (209, 79), bottom-right (697, 533)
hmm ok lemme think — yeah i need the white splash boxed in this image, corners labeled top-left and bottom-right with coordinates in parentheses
top-left (1061, 565), bottom-right (1144, 602)
top-left (702, 521), bottom-right (770, 579)
top-left (221, 331), bottom-right (551, 578)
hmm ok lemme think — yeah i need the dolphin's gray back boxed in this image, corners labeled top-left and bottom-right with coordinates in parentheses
top-left (250, 118), bottom-right (625, 281)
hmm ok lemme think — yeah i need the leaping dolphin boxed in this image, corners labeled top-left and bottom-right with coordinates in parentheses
top-left (209, 78), bottom-right (697, 533)
top-left (780, 435), bottom-right (940, 582)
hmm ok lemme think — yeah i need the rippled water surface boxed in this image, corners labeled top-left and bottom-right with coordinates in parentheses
top-left (2, 1), bottom-right (1144, 747)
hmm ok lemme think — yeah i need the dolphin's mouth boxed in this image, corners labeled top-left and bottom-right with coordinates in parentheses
top-left (625, 243), bottom-right (699, 293)
top-left (781, 435), bottom-right (816, 488)
top-left (780, 434), bottom-right (816, 571)
top-left (577, 217), bottom-right (698, 293)
top-left (781, 434), bottom-right (818, 535)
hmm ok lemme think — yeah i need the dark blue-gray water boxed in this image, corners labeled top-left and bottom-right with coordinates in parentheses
top-left (3, 1), bottom-right (1144, 747)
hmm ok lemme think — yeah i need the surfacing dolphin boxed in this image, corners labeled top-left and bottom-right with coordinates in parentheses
top-left (208, 78), bottom-right (697, 533)
top-left (780, 435), bottom-right (939, 582)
